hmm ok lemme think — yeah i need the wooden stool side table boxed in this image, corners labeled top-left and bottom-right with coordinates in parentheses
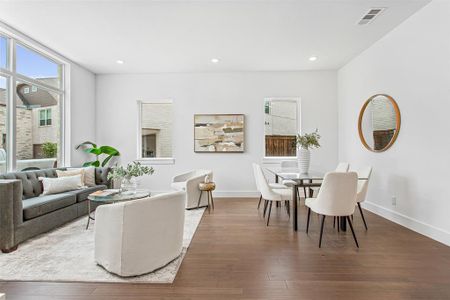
top-left (198, 182), bottom-right (216, 213)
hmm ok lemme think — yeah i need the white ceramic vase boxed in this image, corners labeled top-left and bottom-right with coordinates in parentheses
top-left (297, 147), bottom-right (311, 174)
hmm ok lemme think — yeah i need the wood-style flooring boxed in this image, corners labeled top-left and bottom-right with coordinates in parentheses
top-left (1, 198), bottom-right (450, 300)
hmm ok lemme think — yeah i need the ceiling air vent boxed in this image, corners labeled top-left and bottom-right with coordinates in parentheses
top-left (358, 8), bottom-right (386, 25)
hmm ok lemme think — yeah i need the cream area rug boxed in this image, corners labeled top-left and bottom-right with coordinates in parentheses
top-left (0, 208), bottom-right (205, 283)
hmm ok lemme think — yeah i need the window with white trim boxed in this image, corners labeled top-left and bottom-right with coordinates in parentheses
top-left (0, 31), bottom-right (66, 173)
top-left (137, 100), bottom-right (174, 163)
top-left (264, 98), bottom-right (300, 158)
top-left (39, 108), bottom-right (52, 126)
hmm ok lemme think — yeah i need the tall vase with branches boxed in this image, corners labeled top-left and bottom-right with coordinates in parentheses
top-left (295, 129), bottom-right (321, 174)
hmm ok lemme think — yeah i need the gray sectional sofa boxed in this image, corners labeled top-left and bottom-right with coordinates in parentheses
top-left (0, 167), bottom-right (110, 253)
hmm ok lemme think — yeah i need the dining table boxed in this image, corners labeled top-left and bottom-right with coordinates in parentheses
top-left (265, 167), bottom-right (368, 232)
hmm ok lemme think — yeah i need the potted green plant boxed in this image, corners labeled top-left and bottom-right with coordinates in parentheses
top-left (295, 129), bottom-right (321, 174)
top-left (107, 161), bottom-right (155, 194)
top-left (75, 141), bottom-right (120, 167)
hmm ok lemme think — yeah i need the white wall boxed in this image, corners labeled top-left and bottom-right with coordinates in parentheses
top-left (96, 71), bottom-right (338, 196)
top-left (338, 0), bottom-right (450, 245)
top-left (69, 64), bottom-right (96, 166)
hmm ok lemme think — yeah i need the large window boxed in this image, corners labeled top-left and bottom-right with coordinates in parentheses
top-left (0, 76), bottom-right (7, 173)
top-left (138, 100), bottom-right (173, 163)
top-left (0, 32), bottom-right (66, 173)
top-left (0, 36), bottom-right (6, 69)
top-left (264, 98), bottom-right (300, 157)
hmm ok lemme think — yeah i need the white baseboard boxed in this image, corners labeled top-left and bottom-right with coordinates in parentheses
top-left (362, 201), bottom-right (450, 246)
top-left (150, 190), bottom-right (259, 198)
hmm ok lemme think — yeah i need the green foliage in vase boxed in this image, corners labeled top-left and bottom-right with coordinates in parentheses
top-left (75, 141), bottom-right (120, 167)
top-left (107, 161), bottom-right (155, 181)
top-left (295, 129), bottom-right (321, 150)
top-left (42, 142), bottom-right (57, 158)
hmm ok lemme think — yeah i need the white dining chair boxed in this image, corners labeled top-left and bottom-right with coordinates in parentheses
top-left (310, 162), bottom-right (350, 197)
top-left (252, 163), bottom-right (289, 210)
top-left (253, 163), bottom-right (292, 226)
top-left (305, 172), bottom-right (359, 248)
top-left (280, 160), bottom-right (306, 200)
top-left (335, 162), bottom-right (350, 172)
top-left (355, 166), bottom-right (373, 230)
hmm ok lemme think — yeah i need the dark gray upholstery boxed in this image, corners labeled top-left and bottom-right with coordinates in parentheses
top-left (23, 193), bottom-right (77, 220)
top-left (68, 185), bottom-right (107, 203)
top-left (0, 167), bottom-right (110, 252)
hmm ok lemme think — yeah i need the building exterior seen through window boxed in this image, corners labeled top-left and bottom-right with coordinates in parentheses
top-left (264, 99), bottom-right (299, 157)
top-left (140, 102), bottom-right (173, 159)
top-left (0, 34), bottom-right (64, 173)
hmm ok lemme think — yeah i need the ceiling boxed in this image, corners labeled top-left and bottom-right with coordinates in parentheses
top-left (0, 0), bottom-right (430, 74)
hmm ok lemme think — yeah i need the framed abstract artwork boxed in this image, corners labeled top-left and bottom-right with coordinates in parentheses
top-left (194, 114), bottom-right (245, 153)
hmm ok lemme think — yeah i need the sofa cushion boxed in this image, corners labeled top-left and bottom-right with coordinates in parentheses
top-left (23, 193), bottom-right (77, 220)
top-left (171, 182), bottom-right (186, 191)
top-left (67, 185), bottom-right (107, 203)
top-left (0, 168), bottom-right (65, 199)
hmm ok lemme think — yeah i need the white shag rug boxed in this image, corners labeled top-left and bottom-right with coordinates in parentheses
top-left (0, 208), bottom-right (205, 283)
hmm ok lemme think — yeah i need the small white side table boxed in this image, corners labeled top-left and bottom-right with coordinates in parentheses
top-left (0, 293), bottom-right (5, 299)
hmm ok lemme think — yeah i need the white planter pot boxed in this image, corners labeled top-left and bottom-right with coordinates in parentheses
top-left (297, 148), bottom-right (311, 174)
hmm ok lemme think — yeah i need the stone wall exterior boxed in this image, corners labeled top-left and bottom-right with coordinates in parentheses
top-left (141, 103), bottom-right (173, 157)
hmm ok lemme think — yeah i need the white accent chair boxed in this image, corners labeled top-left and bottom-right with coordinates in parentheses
top-left (305, 172), bottom-right (359, 248)
top-left (171, 170), bottom-right (213, 209)
top-left (253, 163), bottom-right (292, 226)
top-left (355, 166), bottom-right (373, 230)
top-left (94, 191), bottom-right (185, 277)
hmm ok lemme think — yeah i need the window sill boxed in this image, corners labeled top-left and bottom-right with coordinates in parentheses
top-left (135, 158), bottom-right (175, 165)
top-left (262, 157), bottom-right (297, 165)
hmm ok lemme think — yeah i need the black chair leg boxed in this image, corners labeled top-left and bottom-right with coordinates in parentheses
top-left (357, 203), bottom-right (368, 230)
top-left (333, 216), bottom-right (336, 228)
top-left (346, 216), bottom-right (359, 248)
top-left (337, 216), bottom-right (340, 232)
top-left (257, 195), bottom-right (262, 209)
top-left (306, 207), bottom-right (311, 233)
top-left (263, 200), bottom-right (268, 217)
top-left (266, 201), bottom-right (273, 226)
top-left (319, 215), bottom-right (326, 248)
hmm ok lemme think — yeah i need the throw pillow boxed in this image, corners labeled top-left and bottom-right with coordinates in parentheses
top-left (39, 175), bottom-right (84, 195)
top-left (66, 167), bottom-right (96, 187)
top-left (56, 169), bottom-right (85, 185)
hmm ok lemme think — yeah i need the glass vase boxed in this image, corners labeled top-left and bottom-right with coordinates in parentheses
top-left (120, 177), bottom-right (137, 194)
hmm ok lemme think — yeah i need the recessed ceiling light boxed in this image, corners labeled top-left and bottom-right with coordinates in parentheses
top-left (116, 60), bottom-right (124, 64)
top-left (309, 56), bottom-right (318, 61)
top-left (211, 58), bottom-right (220, 64)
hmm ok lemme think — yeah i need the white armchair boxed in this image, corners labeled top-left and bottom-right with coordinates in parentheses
top-left (94, 191), bottom-right (185, 277)
top-left (171, 170), bottom-right (213, 209)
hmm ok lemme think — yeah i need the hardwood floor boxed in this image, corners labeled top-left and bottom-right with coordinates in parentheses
top-left (1, 198), bottom-right (450, 300)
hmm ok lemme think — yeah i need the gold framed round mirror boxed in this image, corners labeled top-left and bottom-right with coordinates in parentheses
top-left (358, 94), bottom-right (401, 152)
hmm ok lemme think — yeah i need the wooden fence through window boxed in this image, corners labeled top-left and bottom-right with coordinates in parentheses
top-left (265, 135), bottom-right (296, 157)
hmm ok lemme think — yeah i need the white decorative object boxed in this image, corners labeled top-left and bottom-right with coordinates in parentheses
top-left (0, 293), bottom-right (5, 300)
top-left (171, 170), bottom-right (213, 209)
top-left (297, 147), bottom-right (311, 174)
top-left (204, 174), bottom-right (210, 183)
top-left (39, 175), bottom-right (83, 195)
top-left (95, 191), bottom-right (185, 277)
